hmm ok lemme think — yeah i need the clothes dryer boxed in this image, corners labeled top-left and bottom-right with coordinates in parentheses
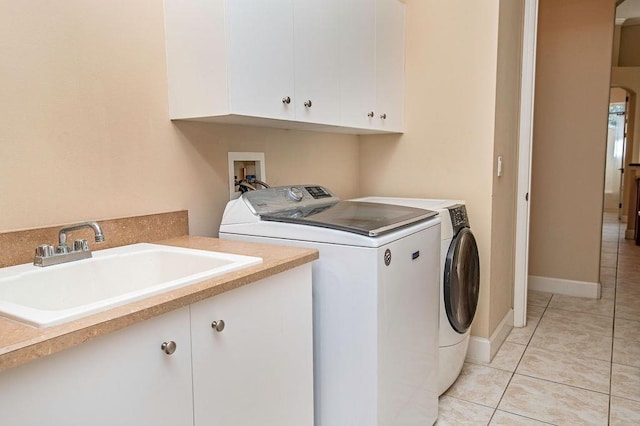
top-left (354, 197), bottom-right (480, 395)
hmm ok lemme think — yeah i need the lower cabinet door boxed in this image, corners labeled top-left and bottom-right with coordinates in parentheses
top-left (0, 307), bottom-right (193, 426)
top-left (191, 264), bottom-right (314, 426)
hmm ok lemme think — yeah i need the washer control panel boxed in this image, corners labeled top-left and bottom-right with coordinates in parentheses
top-left (242, 185), bottom-right (338, 215)
top-left (305, 185), bottom-right (333, 199)
top-left (287, 187), bottom-right (304, 201)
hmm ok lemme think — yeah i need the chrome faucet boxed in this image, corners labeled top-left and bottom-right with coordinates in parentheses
top-left (33, 221), bottom-right (106, 267)
top-left (57, 221), bottom-right (105, 253)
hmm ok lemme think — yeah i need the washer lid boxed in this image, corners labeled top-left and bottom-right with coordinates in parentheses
top-left (261, 201), bottom-right (438, 237)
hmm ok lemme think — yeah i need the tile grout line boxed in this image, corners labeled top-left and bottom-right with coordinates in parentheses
top-left (601, 213), bottom-right (622, 425)
top-left (494, 408), bottom-right (557, 425)
top-left (512, 371), bottom-right (612, 397)
top-left (606, 215), bottom-right (623, 425)
top-left (489, 301), bottom-right (549, 424)
top-left (517, 297), bottom-right (614, 396)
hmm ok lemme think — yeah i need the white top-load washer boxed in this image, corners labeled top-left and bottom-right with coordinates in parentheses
top-left (354, 197), bottom-right (480, 395)
top-left (220, 185), bottom-right (441, 425)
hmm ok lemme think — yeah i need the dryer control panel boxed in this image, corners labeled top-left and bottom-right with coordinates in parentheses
top-left (448, 205), bottom-right (470, 234)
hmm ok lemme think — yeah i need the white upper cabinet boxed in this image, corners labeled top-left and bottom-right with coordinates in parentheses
top-left (375, 0), bottom-right (406, 132)
top-left (163, 0), bottom-right (405, 134)
top-left (164, 0), bottom-right (295, 121)
top-left (338, 0), bottom-right (376, 130)
top-left (227, 0), bottom-right (295, 120)
top-left (293, 0), bottom-right (341, 125)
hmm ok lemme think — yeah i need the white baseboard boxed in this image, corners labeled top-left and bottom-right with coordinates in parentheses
top-left (528, 275), bottom-right (600, 299)
top-left (466, 309), bottom-right (513, 363)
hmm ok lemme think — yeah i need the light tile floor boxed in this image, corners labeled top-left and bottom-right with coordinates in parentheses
top-left (437, 213), bottom-right (640, 425)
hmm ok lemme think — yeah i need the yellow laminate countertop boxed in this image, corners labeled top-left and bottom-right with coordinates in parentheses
top-left (0, 236), bottom-right (318, 372)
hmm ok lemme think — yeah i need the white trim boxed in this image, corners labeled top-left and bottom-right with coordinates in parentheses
top-left (466, 309), bottom-right (514, 363)
top-left (227, 152), bottom-right (267, 200)
top-left (514, 0), bottom-right (539, 328)
top-left (616, 18), bottom-right (627, 26)
top-left (622, 17), bottom-right (640, 27)
top-left (466, 336), bottom-right (490, 363)
top-left (528, 275), bottom-right (601, 298)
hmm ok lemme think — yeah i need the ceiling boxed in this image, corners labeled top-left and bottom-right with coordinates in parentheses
top-left (617, 0), bottom-right (640, 20)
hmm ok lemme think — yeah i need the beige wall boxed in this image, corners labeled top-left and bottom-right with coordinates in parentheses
top-left (610, 87), bottom-right (627, 104)
top-left (613, 25), bottom-right (621, 66)
top-left (529, 0), bottom-right (615, 283)
top-left (489, 0), bottom-right (524, 333)
top-left (619, 21), bottom-right (640, 67)
top-left (359, 0), bottom-right (519, 339)
top-left (0, 0), bottom-right (360, 236)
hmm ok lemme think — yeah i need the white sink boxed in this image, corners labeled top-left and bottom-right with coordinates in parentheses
top-left (0, 243), bottom-right (262, 328)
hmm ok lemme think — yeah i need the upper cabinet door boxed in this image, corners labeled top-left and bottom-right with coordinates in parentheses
top-left (375, 0), bottom-right (405, 132)
top-left (227, 0), bottom-right (295, 120)
top-left (338, 0), bottom-right (376, 129)
top-left (293, 0), bottom-right (341, 125)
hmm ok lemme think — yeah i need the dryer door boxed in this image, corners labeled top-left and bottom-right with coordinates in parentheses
top-left (444, 227), bottom-right (480, 333)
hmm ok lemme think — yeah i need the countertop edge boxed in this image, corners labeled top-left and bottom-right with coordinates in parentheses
top-left (0, 236), bottom-right (318, 372)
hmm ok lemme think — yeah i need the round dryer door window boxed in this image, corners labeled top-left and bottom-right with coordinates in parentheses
top-left (444, 227), bottom-right (480, 334)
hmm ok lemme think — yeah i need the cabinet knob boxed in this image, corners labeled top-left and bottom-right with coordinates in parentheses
top-left (282, 96), bottom-right (291, 105)
top-left (367, 111), bottom-right (374, 118)
top-left (380, 113), bottom-right (387, 120)
top-left (211, 320), bottom-right (226, 332)
top-left (304, 100), bottom-right (312, 108)
top-left (161, 341), bottom-right (177, 355)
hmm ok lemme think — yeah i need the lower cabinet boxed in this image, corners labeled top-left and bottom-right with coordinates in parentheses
top-left (0, 306), bottom-right (194, 426)
top-left (0, 264), bottom-right (313, 426)
top-left (191, 264), bottom-right (314, 425)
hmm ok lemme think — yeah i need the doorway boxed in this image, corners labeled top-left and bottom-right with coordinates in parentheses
top-left (604, 88), bottom-right (628, 219)
top-left (514, 0), bottom-right (636, 327)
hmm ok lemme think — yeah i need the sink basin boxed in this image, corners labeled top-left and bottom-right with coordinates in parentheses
top-left (0, 243), bottom-right (262, 328)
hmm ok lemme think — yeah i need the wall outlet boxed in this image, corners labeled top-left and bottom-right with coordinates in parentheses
top-left (228, 152), bottom-right (267, 199)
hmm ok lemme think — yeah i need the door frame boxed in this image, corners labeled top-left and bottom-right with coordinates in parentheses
top-left (514, 0), bottom-right (539, 328)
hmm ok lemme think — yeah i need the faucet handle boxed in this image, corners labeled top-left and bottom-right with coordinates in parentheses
top-left (73, 239), bottom-right (90, 252)
top-left (35, 244), bottom-right (54, 258)
top-left (56, 244), bottom-right (70, 254)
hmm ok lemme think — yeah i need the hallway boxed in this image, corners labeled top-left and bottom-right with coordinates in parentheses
top-left (436, 213), bottom-right (640, 424)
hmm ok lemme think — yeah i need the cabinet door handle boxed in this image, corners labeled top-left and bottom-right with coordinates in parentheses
top-left (367, 111), bottom-right (374, 118)
top-left (211, 320), bottom-right (226, 332)
top-left (282, 96), bottom-right (291, 105)
top-left (304, 100), bottom-right (312, 108)
top-left (380, 113), bottom-right (387, 120)
top-left (161, 341), bottom-right (177, 355)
